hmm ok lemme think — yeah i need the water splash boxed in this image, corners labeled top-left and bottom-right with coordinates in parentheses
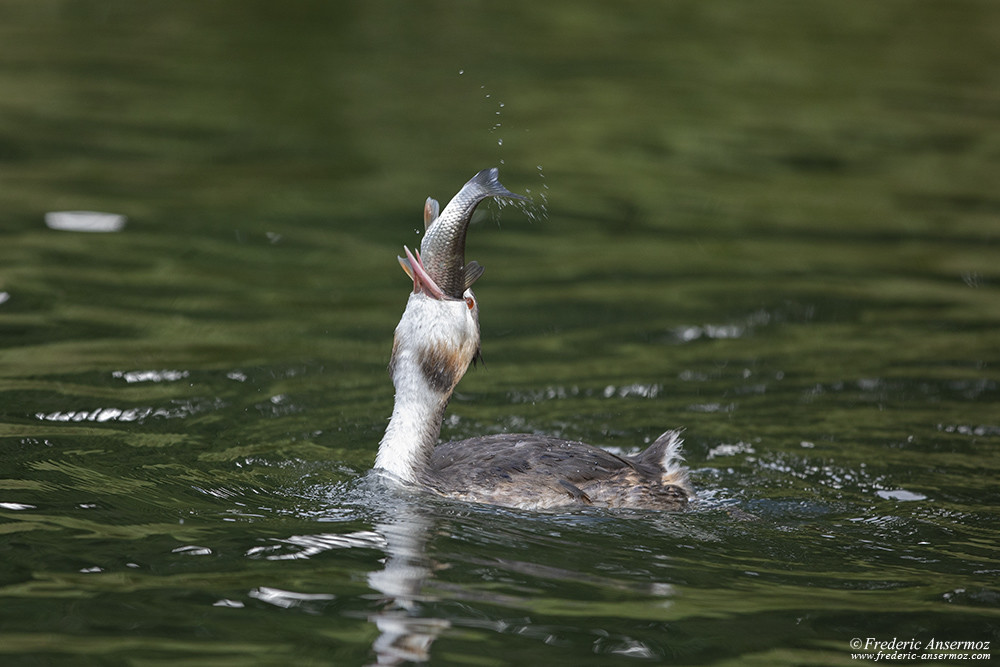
top-left (490, 164), bottom-right (548, 225)
top-left (490, 178), bottom-right (543, 227)
top-left (461, 77), bottom-right (548, 223)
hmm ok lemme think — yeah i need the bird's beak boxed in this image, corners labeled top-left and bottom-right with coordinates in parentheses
top-left (398, 246), bottom-right (446, 300)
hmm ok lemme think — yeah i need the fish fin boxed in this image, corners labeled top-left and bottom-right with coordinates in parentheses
top-left (463, 261), bottom-right (485, 289)
top-left (397, 255), bottom-right (414, 280)
top-left (423, 197), bottom-right (439, 229)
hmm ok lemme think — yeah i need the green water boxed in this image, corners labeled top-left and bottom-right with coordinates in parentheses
top-left (1, 1), bottom-right (998, 664)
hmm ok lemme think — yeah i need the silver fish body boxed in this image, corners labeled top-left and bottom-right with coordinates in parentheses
top-left (418, 168), bottom-right (526, 299)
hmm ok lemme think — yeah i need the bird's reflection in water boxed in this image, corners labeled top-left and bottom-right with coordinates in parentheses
top-left (258, 484), bottom-right (685, 664)
top-left (259, 492), bottom-right (447, 664)
top-left (366, 509), bottom-right (447, 665)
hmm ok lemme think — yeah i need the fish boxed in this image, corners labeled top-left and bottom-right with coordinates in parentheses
top-left (406, 168), bottom-right (527, 300)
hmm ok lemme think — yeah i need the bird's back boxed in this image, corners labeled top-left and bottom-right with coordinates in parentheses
top-left (425, 430), bottom-right (691, 511)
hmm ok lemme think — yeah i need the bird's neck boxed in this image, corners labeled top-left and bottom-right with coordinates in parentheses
top-left (375, 291), bottom-right (478, 484)
top-left (375, 342), bottom-right (453, 484)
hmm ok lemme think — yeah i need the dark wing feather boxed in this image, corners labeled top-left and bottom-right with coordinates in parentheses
top-left (424, 431), bottom-right (690, 510)
top-left (427, 433), bottom-right (651, 494)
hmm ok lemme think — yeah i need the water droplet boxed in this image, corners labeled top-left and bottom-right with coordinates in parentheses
top-left (497, 138), bottom-right (503, 146)
top-left (458, 69), bottom-right (464, 75)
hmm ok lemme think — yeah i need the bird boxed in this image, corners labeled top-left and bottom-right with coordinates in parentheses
top-left (374, 168), bottom-right (692, 511)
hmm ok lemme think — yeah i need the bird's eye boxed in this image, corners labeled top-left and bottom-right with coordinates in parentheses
top-left (465, 296), bottom-right (475, 310)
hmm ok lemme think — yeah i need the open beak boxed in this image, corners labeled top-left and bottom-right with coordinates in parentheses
top-left (398, 246), bottom-right (447, 300)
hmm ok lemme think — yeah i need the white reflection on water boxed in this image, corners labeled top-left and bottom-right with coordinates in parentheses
top-left (876, 489), bottom-right (928, 502)
top-left (44, 211), bottom-right (127, 233)
top-left (672, 323), bottom-right (746, 342)
top-left (242, 487), bottom-right (449, 663)
top-left (35, 398), bottom-right (226, 423)
top-left (239, 476), bottom-right (689, 664)
top-left (367, 511), bottom-right (449, 665)
top-left (508, 382), bottom-right (662, 403)
top-left (112, 369), bottom-right (189, 383)
top-left (171, 545), bottom-right (213, 556)
top-left (939, 423), bottom-right (1000, 437)
top-left (261, 530), bottom-right (387, 560)
top-left (248, 586), bottom-right (336, 610)
top-left (706, 441), bottom-right (756, 460)
top-left (0, 502), bottom-right (36, 510)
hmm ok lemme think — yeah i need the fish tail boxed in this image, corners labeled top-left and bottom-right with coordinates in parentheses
top-left (469, 168), bottom-right (529, 203)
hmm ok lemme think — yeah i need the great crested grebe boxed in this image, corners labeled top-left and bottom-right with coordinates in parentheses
top-left (374, 168), bottom-right (692, 511)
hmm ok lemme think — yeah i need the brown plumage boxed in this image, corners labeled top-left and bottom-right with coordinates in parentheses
top-left (424, 431), bottom-right (691, 511)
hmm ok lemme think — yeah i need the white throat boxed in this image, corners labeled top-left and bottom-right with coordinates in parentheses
top-left (375, 292), bottom-right (479, 484)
